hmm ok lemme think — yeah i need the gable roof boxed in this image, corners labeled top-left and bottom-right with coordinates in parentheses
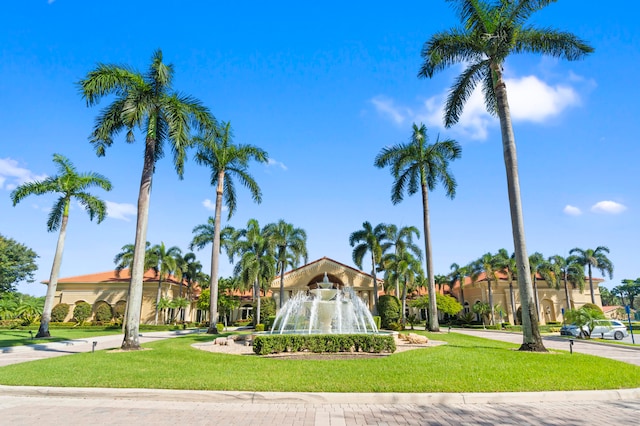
top-left (271, 256), bottom-right (383, 289)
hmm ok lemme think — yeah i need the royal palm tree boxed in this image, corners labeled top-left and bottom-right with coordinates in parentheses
top-left (265, 220), bottom-right (308, 309)
top-left (495, 249), bottom-right (518, 324)
top-left (419, 0), bottom-right (592, 351)
top-left (10, 153), bottom-right (111, 338)
top-left (193, 121), bottom-right (268, 334)
top-left (231, 219), bottom-right (276, 326)
top-left (148, 242), bottom-right (182, 325)
top-left (80, 49), bottom-right (213, 350)
top-left (549, 254), bottom-right (585, 311)
top-left (375, 123), bottom-right (461, 332)
top-left (114, 242), bottom-right (155, 277)
top-left (349, 222), bottom-right (389, 315)
top-left (570, 247), bottom-right (614, 305)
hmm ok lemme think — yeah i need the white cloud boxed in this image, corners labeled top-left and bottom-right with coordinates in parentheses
top-left (563, 205), bottom-right (582, 216)
top-left (203, 199), bottom-right (216, 211)
top-left (506, 76), bottom-right (580, 122)
top-left (106, 201), bottom-right (136, 221)
top-left (372, 70), bottom-right (586, 141)
top-left (0, 158), bottom-right (47, 191)
top-left (591, 201), bottom-right (627, 214)
top-left (371, 96), bottom-right (412, 125)
top-left (267, 158), bottom-right (288, 171)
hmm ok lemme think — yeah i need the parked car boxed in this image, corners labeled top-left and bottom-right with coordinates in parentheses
top-left (560, 320), bottom-right (629, 340)
top-left (590, 320), bottom-right (629, 340)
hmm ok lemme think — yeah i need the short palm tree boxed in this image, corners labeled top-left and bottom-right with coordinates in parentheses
top-left (380, 224), bottom-right (422, 298)
top-left (375, 123), bottom-right (461, 331)
top-left (495, 249), bottom-right (518, 324)
top-left (419, 0), bottom-right (593, 351)
top-left (382, 250), bottom-right (423, 323)
top-left (529, 252), bottom-right (553, 319)
top-left (231, 219), bottom-right (276, 326)
top-left (471, 252), bottom-right (502, 326)
top-left (448, 262), bottom-right (470, 307)
top-left (349, 222), bottom-right (389, 315)
top-left (10, 153), bottom-right (111, 337)
top-left (113, 242), bottom-right (155, 277)
top-left (569, 246), bottom-right (613, 305)
top-left (549, 254), bottom-right (585, 311)
top-left (148, 242), bottom-right (182, 325)
top-left (265, 220), bottom-right (308, 309)
top-left (79, 49), bottom-right (213, 350)
top-left (193, 121), bottom-right (268, 334)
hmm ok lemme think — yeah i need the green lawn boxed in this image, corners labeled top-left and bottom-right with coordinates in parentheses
top-left (0, 328), bottom-right (125, 347)
top-left (1, 331), bottom-right (639, 393)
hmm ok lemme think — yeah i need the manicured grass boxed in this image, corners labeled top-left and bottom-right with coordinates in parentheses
top-left (0, 328), bottom-right (124, 347)
top-left (1, 331), bottom-right (639, 392)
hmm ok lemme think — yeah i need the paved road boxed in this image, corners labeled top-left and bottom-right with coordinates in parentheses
top-left (452, 328), bottom-right (640, 366)
top-left (0, 329), bottom-right (638, 425)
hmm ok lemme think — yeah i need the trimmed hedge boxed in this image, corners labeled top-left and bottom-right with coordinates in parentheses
top-left (378, 295), bottom-right (400, 329)
top-left (51, 303), bottom-right (70, 323)
top-left (252, 334), bottom-right (396, 355)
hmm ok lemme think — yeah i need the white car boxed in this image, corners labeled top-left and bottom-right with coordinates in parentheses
top-left (589, 320), bottom-right (629, 340)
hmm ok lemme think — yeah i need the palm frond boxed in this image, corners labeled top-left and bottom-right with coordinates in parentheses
top-left (515, 27), bottom-right (594, 60)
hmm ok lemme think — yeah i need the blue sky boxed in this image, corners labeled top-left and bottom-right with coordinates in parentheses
top-left (1, 1), bottom-right (638, 297)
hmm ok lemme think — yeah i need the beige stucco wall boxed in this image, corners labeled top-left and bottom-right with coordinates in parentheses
top-left (55, 281), bottom-right (194, 324)
top-left (459, 279), bottom-right (602, 325)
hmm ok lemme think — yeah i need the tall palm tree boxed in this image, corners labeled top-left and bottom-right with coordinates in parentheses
top-left (265, 220), bottom-right (308, 309)
top-left (193, 121), bottom-right (268, 334)
top-left (375, 123), bottom-right (461, 332)
top-left (79, 50), bottom-right (213, 350)
top-left (570, 247), bottom-right (614, 305)
top-left (148, 242), bottom-right (182, 325)
top-left (419, 0), bottom-right (592, 351)
top-left (549, 254), bottom-right (585, 311)
top-left (232, 219), bottom-right (276, 326)
top-left (10, 153), bottom-right (111, 338)
top-left (349, 222), bottom-right (388, 315)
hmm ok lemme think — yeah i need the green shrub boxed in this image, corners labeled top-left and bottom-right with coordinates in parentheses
top-left (216, 323), bottom-right (224, 332)
top-left (113, 302), bottom-right (126, 320)
top-left (255, 298), bottom-right (276, 324)
top-left (94, 302), bottom-right (113, 323)
top-left (51, 303), bottom-right (70, 323)
top-left (255, 324), bottom-right (265, 332)
top-left (582, 303), bottom-right (603, 313)
top-left (252, 334), bottom-right (396, 355)
top-left (265, 315), bottom-right (277, 330)
top-left (372, 316), bottom-right (381, 330)
top-left (378, 295), bottom-right (400, 329)
top-left (73, 302), bottom-right (92, 324)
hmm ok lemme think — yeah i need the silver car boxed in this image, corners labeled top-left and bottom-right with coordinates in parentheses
top-left (589, 320), bottom-right (629, 340)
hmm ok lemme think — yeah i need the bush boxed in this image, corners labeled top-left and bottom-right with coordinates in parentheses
top-left (582, 303), bottom-right (603, 313)
top-left (94, 302), bottom-right (113, 323)
top-left (255, 298), bottom-right (276, 324)
top-left (216, 323), bottom-right (224, 332)
top-left (113, 302), bottom-right (126, 320)
top-left (378, 295), bottom-right (400, 329)
top-left (252, 334), bottom-right (396, 355)
top-left (265, 315), bottom-right (277, 330)
top-left (372, 316), bottom-right (381, 330)
top-left (73, 302), bottom-right (92, 324)
top-left (255, 324), bottom-right (265, 332)
top-left (51, 303), bottom-right (70, 323)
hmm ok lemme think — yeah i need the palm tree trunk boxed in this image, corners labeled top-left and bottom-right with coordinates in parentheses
top-left (563, 274), bottom-right (572, 310)
top-left (491, 64), bottom-right (546, 352)
top-left (254, 278), bottom-right (261, 327)
top-left (154, 278), bottom-right (162, 325)
top-left (509, 282), bottom-right (516, 325)
top-left (122, 136), bottom-right (155, 350)
top-left (37, 208), bottom-right (69, 338)
top-left (208, 170), bottom-right (225, 334)
top-left (370, 252), bottom-right (379, 315)
top-left (401, 277), bottom-right (408, 324)
top-left (421, 183), bottom-right (439, 332)
top-left (587, 264), bottom-right (595, 304)
top-left (279, 248), bottom-right (286, 309)
top-left (532, 276), bottom-right (540, 321)
top-left (488, 280), bottom-right (494, 325)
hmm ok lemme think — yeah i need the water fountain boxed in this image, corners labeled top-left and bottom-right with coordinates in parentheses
top-left (270, 273), bottom-right (378, 334)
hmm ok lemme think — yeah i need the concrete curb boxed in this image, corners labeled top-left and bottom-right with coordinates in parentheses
top-left (1, 385), bottom-right (638, 405)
